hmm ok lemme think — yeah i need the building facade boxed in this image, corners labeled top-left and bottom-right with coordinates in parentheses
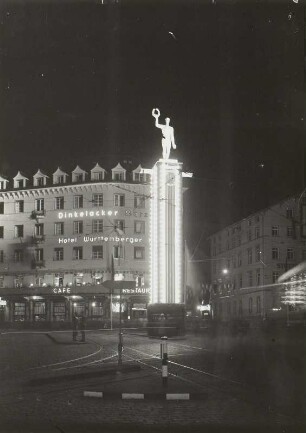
top-left (208, 193), bottom-right (306, 325)
top-left (0, 162), bottom-right (152, 325)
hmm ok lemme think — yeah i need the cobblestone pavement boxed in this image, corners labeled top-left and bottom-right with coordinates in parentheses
top-left (0, 329), bottom-right (304, 433)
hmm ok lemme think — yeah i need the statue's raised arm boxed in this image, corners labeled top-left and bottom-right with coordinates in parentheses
top-left (152, 108), bottom-right (161, 128)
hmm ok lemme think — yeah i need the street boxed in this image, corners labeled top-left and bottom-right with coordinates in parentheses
top-left (0, 327), bottom-right (304, 433)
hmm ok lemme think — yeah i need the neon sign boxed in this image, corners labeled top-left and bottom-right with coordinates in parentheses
top-left (58, 209), bottom-right (118, 219)
top-left (58, 236), bottom-right (143, 244)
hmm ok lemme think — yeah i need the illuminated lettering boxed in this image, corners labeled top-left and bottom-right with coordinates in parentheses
top-left (53, 287), bottom-right (71, 294)
top-left (80, 212), bottom-right (84, 217)
top-left (58, 212), bottom-right (64, 219)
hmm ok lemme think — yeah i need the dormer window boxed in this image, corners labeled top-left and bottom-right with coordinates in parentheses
top-left (90, 163), bottom-right (106, 181)
top-left (33, 169), bottom-right (48, 187)
top-left (0, 176), bottom-right (8, 190)
top-left (111, 163), bottom-right (126, 182)
top-left (72, 166), bottom-right (87, 183)
top-left (13, 171), bottom-right (29, 189)
top-left (53, 168), bottom-right (68, 185)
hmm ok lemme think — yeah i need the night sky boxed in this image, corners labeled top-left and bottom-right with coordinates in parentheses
top-left (0, 0), bottom-right (304, 251)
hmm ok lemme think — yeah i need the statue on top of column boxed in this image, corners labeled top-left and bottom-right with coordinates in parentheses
top-left (152, 108), bottom-right (176, 160)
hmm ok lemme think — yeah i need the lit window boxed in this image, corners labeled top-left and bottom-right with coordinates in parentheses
top-left (55, 197), bottom-right (64, 210)
top-left (14, 225), bottom-right (24, 238)
top-left (92, 194), bottom-right (103, 207)
top-left (134, 247), bottom-right (145, 260)
top-left (114, 220), bottom-right (125, 232)
top-left (114, 194), bottom-right (125, 207)
top-left (134, 195), bottom-right (145, 209)
top-left (35, 198), bottom-right (44, 212)
top-left (54, 222), bottom-right (64, 235)
top-left (134, 220), bottom-right (145, 234)
top-left (73, 247), bottom-right (83, 260)
top-left (113, 245), bottom-right (123, 259)
top-left (73, 195), bottom-right (83, 209)
top-left (54, 248), bottom-right (64, 261)
top-left (73, 221), bottom-right (83, 234)
top-left (15, 200), bottom-right (24, 213)
top-left (92, 246), bottom-right (103, 259)
top-left (92, 219), bottom-right (103, 233)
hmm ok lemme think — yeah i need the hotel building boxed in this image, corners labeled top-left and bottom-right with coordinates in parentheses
top-left (0, 162), bottom-right (152, 325)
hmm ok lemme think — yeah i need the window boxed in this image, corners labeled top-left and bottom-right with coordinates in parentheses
top-left (92, 246), bottom-right (103, 259)
top-left (14, 249), bottom-right (23, 262)
top-left (287, 226), bottom-right (293, 237)
top-left (272, 247), bottom-right (279, 260)
top-left (255, 245), bottom-right (260, 262)
top-left (286, 209), bottom-right (293, 219)
top-left (247, 230), bottom-right (252, 241)
top-left (247, 248), bottom-right (252, 264)
top-left (113, 245), bottom-right (123, 259)
top-left (0, 250), bottom-right (4, 263)
top-left (134, 195), bottom-right (145, 209)
top-left (92, 172), bottom-right (104, 181)
top-left (15, 200), bottom-right (24, 213)
top-left (0, 226), bottom-right (3, 238)
top-left (113, 172), bottom-right (124, 181)
top-left (0, 276), bottom-right (3, 288)
top-left (256, 296), bottom-right (261, 314)
top-left (256, 269), bottom-right (261, 285)
top-left (134, 247), bottom-right (145, 260)
top-left (239, 274), bottom-right (243, 288)
top-left (73, 195), bottom-right (83, 209)
top-left (0, 202), bottom-right (3, 214)
top-left (73, 221), bottom-right (83, 234)
top-left (134, 172), bottom-right (145, 182)
top-left (55, 197), bottom-right (64, 210)
top-left (14, 303), bottom-right (25, 321)
top-left (272, 226), bottom-right (279, 237)
top-left (35, 223), bottom-right (44, 236)
top-left (287, 248), bottom-right (294, 260)
top-left (114, 220), bottom-right (125, 232)
top-left (57, 175), bottom-right (65, 184)
top-left (92, 219), bottom-right (103, 233)
top-left (237, 251), bottom-right (242, 266)
top-left (73, 247), bottom-right (83, 260)
top-left (35, 198), bottom-right (44, 211)
top-left (114, 194), bottom-right (125, 207)
top-left (272, 271), bottom-right (279, 283)
top-left (249, 298), bottom-right (253, 314)
top-left (237, 236), bottom-right (241, 246)
top-left (54, 248), bottom-right (64, 261)
top-left (74, 174), bottom-right (83, 183)
top-left (247, 271), bottom-right (253, 286)
top-left (54, 222), bottom-right (64, 235)
top-left (53, 302), bottom-right (66, 321)
top-left (248, 219), bottom-right (252, 226)
top-left (255, 226), bottom-right (260, 239)
top-left (36, 177), bottom-right (44, 187)
top-left (14, 225), bottom-right (23, 238)
top-left (34, 248), bottom-right (44, 262)
top-left (92, 194), bottom-right (103, 207)
top-left (134, 220), bottom-right (145, 234)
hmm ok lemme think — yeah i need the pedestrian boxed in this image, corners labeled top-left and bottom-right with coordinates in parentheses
top-left (72, 314), bottom-right (79, 341)
top-left (79, 314), bottom-right (86, 342)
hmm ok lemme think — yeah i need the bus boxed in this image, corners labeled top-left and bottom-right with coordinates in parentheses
top-left (147, 303), bottom-right (186, 337)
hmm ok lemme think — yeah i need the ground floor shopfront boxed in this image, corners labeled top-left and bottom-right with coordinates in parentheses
top-left (0, 284), bottom-right (149, 328)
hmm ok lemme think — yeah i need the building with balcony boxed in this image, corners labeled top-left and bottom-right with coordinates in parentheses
top-left (208, 193), bottom-right (306, 326)
top-left (0, 162), bottom-right (152, 325)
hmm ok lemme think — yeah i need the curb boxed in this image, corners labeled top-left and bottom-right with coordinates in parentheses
top-left (83, 391), bottom-right (208, 400)
top-left (28, 364), bottom-right (141, 386)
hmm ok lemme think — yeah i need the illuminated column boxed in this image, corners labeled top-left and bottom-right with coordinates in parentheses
top-left (150, 159), bottom-right (183, 304)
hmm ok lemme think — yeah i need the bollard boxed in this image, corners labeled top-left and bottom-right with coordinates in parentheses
top-left (160, 336), bottom-right (168, 386)
top-left (118, 331), bottom-right (123, 367)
